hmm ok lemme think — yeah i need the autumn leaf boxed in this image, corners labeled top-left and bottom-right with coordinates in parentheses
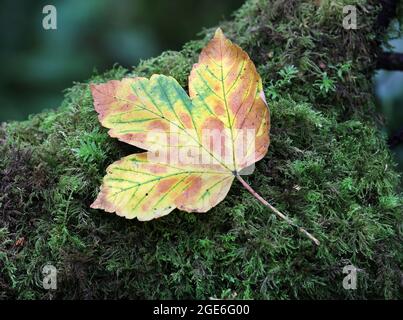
top-left (90, 28), bottom-right (319, 245)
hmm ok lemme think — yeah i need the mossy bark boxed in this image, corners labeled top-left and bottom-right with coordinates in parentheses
top-left (1, 0), bottom-right (402, 299)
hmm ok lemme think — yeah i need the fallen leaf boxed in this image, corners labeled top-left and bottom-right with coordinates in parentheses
top-left (91, 28), bottom-right (319, 245)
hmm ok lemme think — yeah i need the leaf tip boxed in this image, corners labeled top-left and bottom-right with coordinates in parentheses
top-left (89, 83), bottom-right (101, 101)
top-left (90, 196), bottom-right (102, 210)
top-left (214, 27), bottom-right (225, 39)
top-left (90, 188), bottom-right (113, 213)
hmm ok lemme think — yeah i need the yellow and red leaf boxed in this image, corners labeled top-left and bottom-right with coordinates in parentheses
top-left (91, 28), bottom-right (270, 220)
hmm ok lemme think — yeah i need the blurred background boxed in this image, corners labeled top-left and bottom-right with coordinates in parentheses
top-left (0, 0), bottom-right (402, 174)
top-left (0, 0), bottom-right (243, 120)
top-left (375, 17), bottom-right (403, 174)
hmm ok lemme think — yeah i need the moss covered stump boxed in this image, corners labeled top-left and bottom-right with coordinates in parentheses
top-left (0, 0), bottom-right (402, 299)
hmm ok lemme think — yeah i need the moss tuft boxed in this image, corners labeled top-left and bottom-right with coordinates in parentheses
top-left (0, 0), bottom-right (401, 299)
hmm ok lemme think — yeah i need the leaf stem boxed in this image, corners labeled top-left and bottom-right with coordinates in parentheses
top-left (236, 174), bottom-right (320, 246)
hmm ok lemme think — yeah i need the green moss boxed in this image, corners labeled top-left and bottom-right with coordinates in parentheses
top-left (0, 0), bottom-right (401, 299)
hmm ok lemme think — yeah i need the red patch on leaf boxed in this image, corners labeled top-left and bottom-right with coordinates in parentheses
top-left (156, 178), bottom-right (178, 193)
top-left (148, 120), bottom-right (169, 131)
top-left (91, 81), bottom-right (119, 120)
top-left (180, 112), bottom-right (192, 129)
top-left (175, 176), bottom-right (202, 204)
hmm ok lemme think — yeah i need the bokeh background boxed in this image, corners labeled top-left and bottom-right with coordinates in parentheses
top-left (0, 0), bottom-right (243, 120)
top-left (0, 0), bottom-right (402, 174)
top-left (375, 18), bottom-right (403, 175)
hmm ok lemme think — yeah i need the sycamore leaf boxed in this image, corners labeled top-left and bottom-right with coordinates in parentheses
top-left (91, 28), bottom-right (319, 245)
top-left (91, 28), bottom-right (269, 219)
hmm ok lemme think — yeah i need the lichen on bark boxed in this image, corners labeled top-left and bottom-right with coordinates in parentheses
top-left (0, 0), bottom-right (402, 299)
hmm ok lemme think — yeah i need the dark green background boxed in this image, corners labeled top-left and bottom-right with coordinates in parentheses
top-left (375, 18), bottom-right (403, 174)
top-left (0, 0), bottom-right (243, 121)
top-left (0, 0), bottom-right (402, 173)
